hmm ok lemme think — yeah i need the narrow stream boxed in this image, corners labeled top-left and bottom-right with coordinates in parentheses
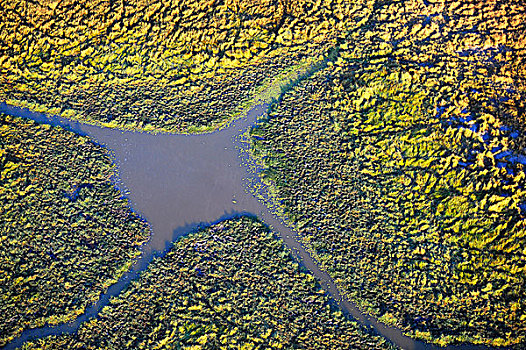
top-left (0, 100), bottom-right (492, 350)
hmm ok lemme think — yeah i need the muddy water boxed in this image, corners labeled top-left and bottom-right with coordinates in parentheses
top-left (0, 102), bottom-right (490, 350)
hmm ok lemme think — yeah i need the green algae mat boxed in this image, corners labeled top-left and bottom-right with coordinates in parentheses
top-left (20, 217), bottom-right (391, 350)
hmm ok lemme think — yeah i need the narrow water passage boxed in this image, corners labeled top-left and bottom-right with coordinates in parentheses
top-left (0, 103), bottom-right (490, 350)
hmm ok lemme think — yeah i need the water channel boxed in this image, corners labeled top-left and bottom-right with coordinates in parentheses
top-left (0, 97), bottom-right (493, 350)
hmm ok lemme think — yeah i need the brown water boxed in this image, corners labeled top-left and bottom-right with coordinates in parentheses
top-left (0, 102), bottom-right (493, 350)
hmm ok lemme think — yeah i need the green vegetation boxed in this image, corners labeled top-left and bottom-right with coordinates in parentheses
top-left (0, 0), bottom-right (371, 132)
top-left (0, 114), bottom-right (150, 346)
top-left (21, 217), bottom-right (392, 350)
top-left (2, 0), bottom-right (526, 348)
top-left (250, 0), bottom-right (526, 346)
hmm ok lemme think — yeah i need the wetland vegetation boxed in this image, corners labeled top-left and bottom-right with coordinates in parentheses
top-left (0, 0), bottom-right (369, 132)
top-left (20, 217), bottom-right (391, 350)
top-left (1, 0), bottom-right (525, 348)
top-left (0, 113), bottom-right (150, 346)
top-left (250, 0), bottom-right (526, 346)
